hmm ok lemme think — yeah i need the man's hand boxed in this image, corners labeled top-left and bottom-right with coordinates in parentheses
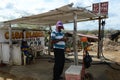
top-left (61, 37), bottom-right (68, 42)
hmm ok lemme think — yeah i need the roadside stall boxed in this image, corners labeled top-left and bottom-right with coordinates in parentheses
top-left (0, 2), bottom-right (108, 79)
top-left (0, 28), bottom-right (45, 65)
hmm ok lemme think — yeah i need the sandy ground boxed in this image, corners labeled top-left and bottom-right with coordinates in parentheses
top-left (0, 50), bottom-right (120, 80)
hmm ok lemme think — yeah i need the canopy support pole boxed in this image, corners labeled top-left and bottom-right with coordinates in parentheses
top-left (8, 23), bottom-right (13, 65)
top-left (97, 17), bottom-right (102, 58)
top-left (48, 25), bottom-right (52, 55)
top-left (73, 12), bottom-right (78, 65)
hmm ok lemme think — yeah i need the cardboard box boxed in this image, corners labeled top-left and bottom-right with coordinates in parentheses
top-left (65, 65), bottom-right (82, 80)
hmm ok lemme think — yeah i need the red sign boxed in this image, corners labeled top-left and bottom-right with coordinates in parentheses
top-left (100, 2), bottom-right (108, 15)
top-left (92, 3), bottom-right (99, 14)
top-left (92, 2), bottom-right (108, 15)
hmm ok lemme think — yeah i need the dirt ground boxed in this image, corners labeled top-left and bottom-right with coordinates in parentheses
top-left (0, 50), bottom-right (120, 80)
top-left (0, 39), bottom-right (120, 80)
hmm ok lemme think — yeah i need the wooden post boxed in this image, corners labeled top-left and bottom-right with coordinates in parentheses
top-left (97, 17), bottom-right (102, 58)
top-left (73, 12), bottom-right (78, 65)
top-left (48, 25), bottom-right (52, 55)
top-left (8, 23), bottom-right (13, 65)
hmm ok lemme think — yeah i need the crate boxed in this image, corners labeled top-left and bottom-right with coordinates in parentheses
top-left (65, 65), bottom-right (82, 80)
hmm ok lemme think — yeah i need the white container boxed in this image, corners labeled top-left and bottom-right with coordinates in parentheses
top-left (65, 65), bottom-right (82, 80)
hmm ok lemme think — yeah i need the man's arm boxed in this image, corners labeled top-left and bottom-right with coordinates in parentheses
top-left (51, 31), bottom-right (67, 44)
top-left (51, 37), bottom-right (67, 44)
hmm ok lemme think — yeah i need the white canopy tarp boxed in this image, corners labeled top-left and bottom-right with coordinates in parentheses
top-left (3, 3), bottom-right (107, 26)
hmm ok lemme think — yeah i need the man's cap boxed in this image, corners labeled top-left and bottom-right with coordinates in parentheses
top-left (56, 21), bottom-right (64, 29)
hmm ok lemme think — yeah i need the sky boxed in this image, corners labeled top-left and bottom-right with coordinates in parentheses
top-left (0, 0), bottom-right (120, 30)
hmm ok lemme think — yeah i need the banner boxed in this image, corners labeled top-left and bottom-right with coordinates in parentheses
top-left (0, 30), bottom-right (45, 42)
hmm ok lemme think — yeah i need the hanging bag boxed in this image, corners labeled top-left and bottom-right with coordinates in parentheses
top-left (83, 51), bottom-right (92, 68)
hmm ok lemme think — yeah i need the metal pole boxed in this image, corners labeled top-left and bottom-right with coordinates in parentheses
top-left (101, 20), bottom-right (105, 60)
top-left (73, 12), bottom-right (78, 65)
top-left (8, 23), bottom-right (13, 65)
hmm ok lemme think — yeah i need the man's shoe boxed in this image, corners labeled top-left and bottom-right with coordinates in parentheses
top-left (59, 76), bottom-right (64, 80)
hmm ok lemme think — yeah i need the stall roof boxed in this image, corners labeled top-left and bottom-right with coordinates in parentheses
top-left (66, 32), bottom-right (98, 42)
top-left (77, 33), bottom-right (98, 42)
top-left (3, 3), bottom-right (107, 26)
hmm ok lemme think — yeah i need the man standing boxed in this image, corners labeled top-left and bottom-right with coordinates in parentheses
top-left (51, 21), bottom-right (66, 80)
